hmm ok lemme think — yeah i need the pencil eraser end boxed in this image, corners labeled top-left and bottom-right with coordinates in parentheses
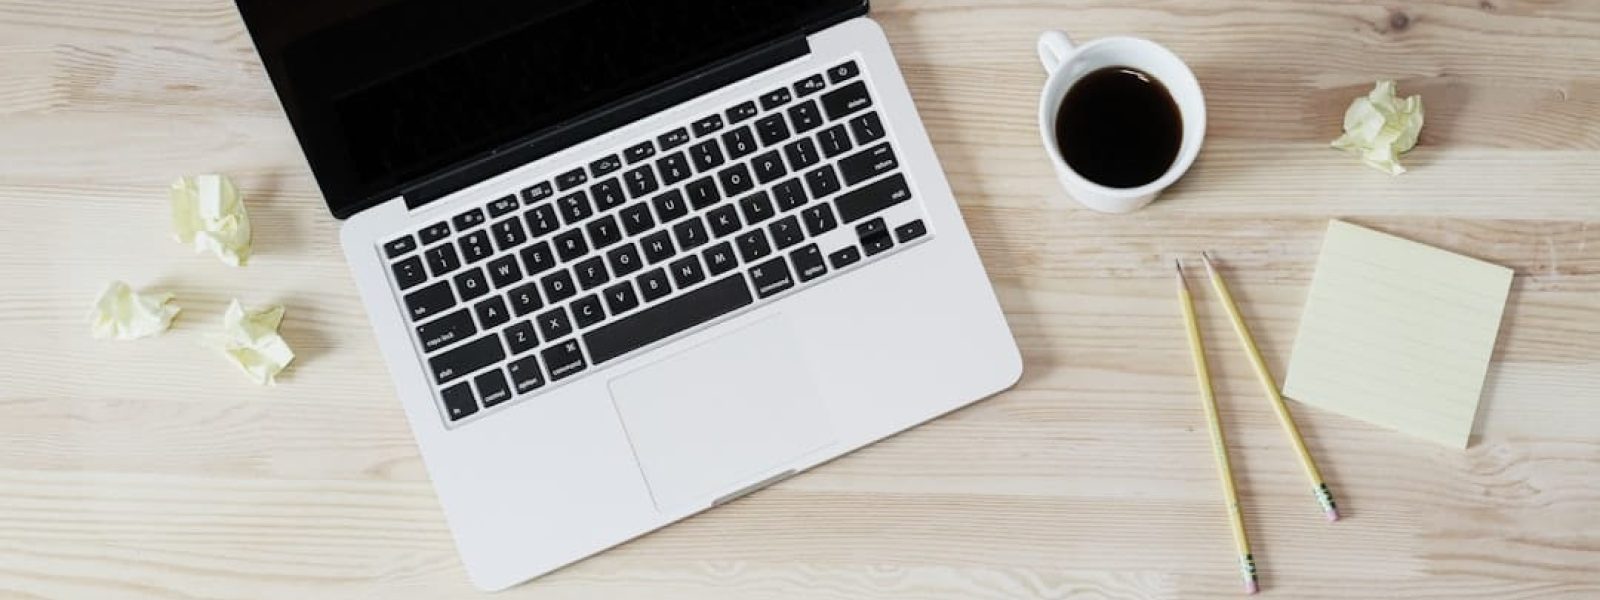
top-left (1244, 580), bottom-right (1259, 595)
top-left (1326, 507), bottom-right (1341, 522)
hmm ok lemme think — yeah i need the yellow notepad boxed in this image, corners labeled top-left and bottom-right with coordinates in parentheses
top-left (1283, 221), bottom-right (1514, 448)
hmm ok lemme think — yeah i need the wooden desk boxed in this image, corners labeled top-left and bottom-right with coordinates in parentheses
top-left (2, 1), bottom-right (1597, 597)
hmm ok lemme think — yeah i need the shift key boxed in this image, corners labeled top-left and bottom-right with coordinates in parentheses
top-left (428, 335), bottom-right (505, 385)
top-left (834, 173), bottom-right (911, 223)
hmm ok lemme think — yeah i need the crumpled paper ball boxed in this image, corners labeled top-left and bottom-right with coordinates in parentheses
top-left (218, 299), bottom-right (295, 385)
top-left (89, 280), bottom-right (180, 340)
top-left (170, 174), bottom-right (252, 266)
top-left (1331, 80), bottom-right (1424, 175)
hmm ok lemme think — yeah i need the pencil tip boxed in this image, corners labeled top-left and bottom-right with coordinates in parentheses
top-left (1174, 259), bottom-right (1184, 275)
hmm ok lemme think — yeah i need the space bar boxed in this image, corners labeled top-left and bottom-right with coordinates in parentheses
top-left (584, 275), bottom-right (754, 365)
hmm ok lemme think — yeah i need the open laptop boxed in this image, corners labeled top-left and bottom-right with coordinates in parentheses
top-left (236, 0), bottom-right (1021, 590)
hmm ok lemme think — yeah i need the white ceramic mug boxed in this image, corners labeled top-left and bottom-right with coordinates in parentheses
top-left (1036, 30), bottom-right (1206, 213)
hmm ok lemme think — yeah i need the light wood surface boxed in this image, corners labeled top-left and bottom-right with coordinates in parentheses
top-left (2, 1), bottom-right (1597, 598)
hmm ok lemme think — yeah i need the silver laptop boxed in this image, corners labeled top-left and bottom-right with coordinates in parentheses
top-left (236, 0), bottom-right (1021, 590)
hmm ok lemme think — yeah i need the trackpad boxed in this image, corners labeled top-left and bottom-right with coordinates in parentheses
top-left (609, 317), bottom-right (836, 513)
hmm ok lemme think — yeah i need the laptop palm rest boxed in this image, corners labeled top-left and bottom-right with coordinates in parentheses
top-left (608, 316), bottom-right (836, 513)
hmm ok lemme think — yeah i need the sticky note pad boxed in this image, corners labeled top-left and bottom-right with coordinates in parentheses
top-left (1283, 221), bottom-right (1513, 448)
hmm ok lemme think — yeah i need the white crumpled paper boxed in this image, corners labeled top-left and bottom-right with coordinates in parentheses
top-left (1331, 80), bottom-right (1424, 175)
top-left (217, 299), bottom-right (295, 385)
top-left (89, 280), bottom-right (180, 340)
top-left (170, 174), bottom-right (252, 266)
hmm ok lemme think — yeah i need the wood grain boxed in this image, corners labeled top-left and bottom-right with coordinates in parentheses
top-left (2, 0), bottom-right (1598, 598)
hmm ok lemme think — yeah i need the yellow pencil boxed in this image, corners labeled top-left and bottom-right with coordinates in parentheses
top-left (1176, 260), bottom-right (1259, 595)
top-left (1200, 252), bottom-right (1340, 522)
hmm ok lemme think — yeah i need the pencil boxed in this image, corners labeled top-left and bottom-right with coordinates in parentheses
top-left (1200, 251), bottom-right (1340, 522)
top-left (1176, 260), bottom-right (1259, 595)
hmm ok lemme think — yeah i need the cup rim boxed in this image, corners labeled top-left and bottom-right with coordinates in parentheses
top-left (1037, 36), bottom-right (1206, 200)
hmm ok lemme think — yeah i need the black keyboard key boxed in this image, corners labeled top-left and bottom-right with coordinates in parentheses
top-left (652, 189), bottom-right (689, 223)
top-left (672, 216), bottom-right (710, 251)
top-left (453, 207), bottom-right (486, 231)
top-left (454, 267), bottom-right (491, 301)
top-left (749, 257), bottom-right (794, 299)
top-left (417, 309), bottom-right (475, 353)
top-left (805, 165), bottom-right (842, 199)
top-left (726, 100), bottom-right (759, 123)
top-left (862, 231), bottom-right (895, 257)
top-left (836, 173), bottom-right (912, 223)
top-left (608, 243), bottom-right (645, 277)
top-left (839, 142), bottom-right (899, 186)
top-left (571, 294), bottom-right (606, 329)
top-left (636, 268), bottom-right (672, 302)
top-left (591, 178), bottom-right (626, 212)
top-left (827, 60), bottom-right (860, 83)
top-left (640, 230), bottom-right (677, 264)
top-left (857, 217), bottom-right (889, 239)
top-left (507, 355), bottom-right (545, 393)
top-left (556, 168), bottom-right (588, 191)
top-left (541, 339), bottom-right (587, 381)
top-left (783, 138), bottom-right (821, 170)
top-left (525, 203), bottom-right (560, 237)
top-left (504, 321), bottom-right (540, 355)
top-left (829, 246), bottom-right (862, 269)
top-left (739, 190), bottom-right (775, 225)
top-left (441, 382), bottom-right (478, 421)
top-left (624, 141), bottom-right (656, 164)
top-left (604, 281), bottom-right (641, 315)
top-left (669, 255), bottom-right (706, 288)
top-left (405, 281), bottom-right (456, 321)
top-left (768, 215), bottom-right (804, 250)
top-left (429, 334), bottom-right (504, 385)
top-left (760, 87), bottom-right (792, 110)
top-left (821, 81), bottom-right (873, 121)
top-left (896, 219), bottom-right (928, 243)
top-left (817, 124), bottom-right (853, 158)
top-left (659, 151), bottom-right (692, 185)
top-left (476, 369), bottom-right (513, 408)
top-left (706, 204), bottom-right (742, 238)
top-left (384, 234), bottom-right (417, 258)
top-left (521, 181), bottom-right (553, 205)
top-left (554, 229), bottom-right (589, 262)
top-left (475, 295), bottom-right (511, 329)
top-left (801, 203), bottom-right (839, 236)
top-left (490, 218), bottom-right (528, 252)
top-left (692, 114), bottom-right (724, 137)
top-left (624, 165), bottom-right (659, 198)
top-left (574, 256), bottom-right (610, 290)
top-left (787, 100), bottom-right (824, 133)
top-left (425, 243), bottom-right (462, 277)
top-left (520, 240), bottom-right (556, 275)
top-left (537, 306), bottom-right (573, 341)
top-left (586, 214), bottom-right (623, 249)
top-left (458, 230), bottom-right (494, 264)
top-left (541, 269), bottom-right (577, 303)
top-left (791, 244), bottom-right (828, 282)
top-left (794, 73), bottom-right (826, 97)
top-left (584, 274), bottom-right (754, 364)
top-left (590, 155), bottom-right (622, 177)
top-left (619, 202), bottom-right (655, 236)
top-left (658, 127), bottom-right (691, 150)
top-left (420, 222), bottom-right (451, 244)
top-left (772, 178), bottom-right (808, 212)
top-left (488, 195), bottom-right (519, 218)
top-left (751, 150), bottom-right (787, 184)
top-left (702, 241), bottom-right (739, 276)
top-left (737, 229), bottom-right (772, 262)
top-left (685, 176), bottom-right (721, 209)
top-left (507, 282), bottom-right (543, 316)
top-left (850, 111), bottom-right (886, 144)
top-left (392, 256), bottom-right (428, 290)
top-left (690, 139), bottom-right (725, 172)
top-left (556, 191), bottom-right (593, 225)
top-left (722, 125), bottom-right (758, 160)
top-left (718, 163), bottom-right (754, 197)
top-left (486, 255), bottom-right (523, 288)
top-left (755, 113), bottom-right (791, 147)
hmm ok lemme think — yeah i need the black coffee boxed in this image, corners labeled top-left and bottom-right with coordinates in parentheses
top-left (1054, 66), bottom-right (1182, 189)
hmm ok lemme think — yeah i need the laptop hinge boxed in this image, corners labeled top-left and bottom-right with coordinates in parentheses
top-left (400, 33), bottom-right (813, 212)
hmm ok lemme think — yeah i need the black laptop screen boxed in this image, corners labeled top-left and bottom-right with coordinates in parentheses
top-left (236, 0), bottom-right (865, 218)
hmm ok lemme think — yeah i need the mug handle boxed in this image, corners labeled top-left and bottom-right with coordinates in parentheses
top-left (1037, 30), bottom-right (1075, 74)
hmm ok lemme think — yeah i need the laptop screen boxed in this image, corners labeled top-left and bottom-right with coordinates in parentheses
top-left (236, 0), bottom-right (865, 218)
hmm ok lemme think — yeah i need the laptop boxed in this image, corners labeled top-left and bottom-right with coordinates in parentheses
top-left (236, 0), bottom-right (1021, 590)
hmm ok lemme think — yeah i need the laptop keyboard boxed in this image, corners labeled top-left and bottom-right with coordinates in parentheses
top-left (381, 59), bottom-right (932, 425)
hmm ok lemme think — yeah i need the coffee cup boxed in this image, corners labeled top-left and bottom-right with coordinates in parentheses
top-left (1036, 30), bottom-right (1206, 213)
